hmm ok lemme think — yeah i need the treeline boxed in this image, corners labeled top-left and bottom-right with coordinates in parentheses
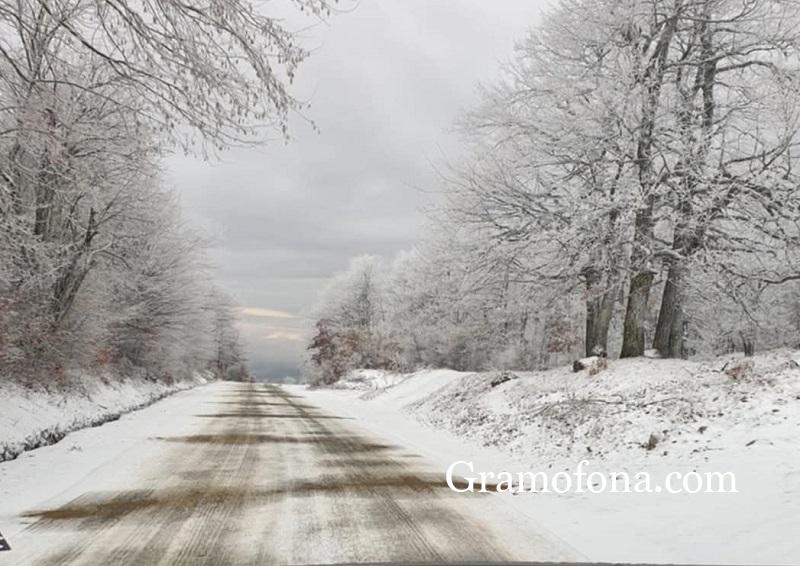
top-left (308, 0), bottom-right (800, 384)
top-left (0, 0), bottom-right (333, 386)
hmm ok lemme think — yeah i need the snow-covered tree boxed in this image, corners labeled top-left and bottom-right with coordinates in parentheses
top-left (309, 0), bottom-right (800, 379)
top-left (0, 0), bottom-right (336, 386)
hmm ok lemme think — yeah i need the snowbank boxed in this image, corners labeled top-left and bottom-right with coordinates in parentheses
top-left (331, 352), bottom-right (800, 470)
top-left (411, 353), bottom-right (800, 469)
top-left (302, 351), bottom-right (800, 565)
top-left (0, 372), bottom-right (210, 462)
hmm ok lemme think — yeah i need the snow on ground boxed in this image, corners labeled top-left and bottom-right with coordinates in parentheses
top-left (299, 351), bottom-right (800, 565)
top-left (0, 383), bottom-right (219, 552)
top-left (1, 382), bottom-right (581, 564)
top-left (0, 371), bottom-right (209, 462)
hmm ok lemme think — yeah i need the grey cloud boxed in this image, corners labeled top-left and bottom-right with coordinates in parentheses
top-left (167, 0), bottom-right (546, 381)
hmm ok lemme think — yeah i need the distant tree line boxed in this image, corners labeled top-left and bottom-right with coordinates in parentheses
top-left (308, 0), bottom-right (800, 384)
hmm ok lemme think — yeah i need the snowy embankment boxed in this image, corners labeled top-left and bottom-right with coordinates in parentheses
top-left (300, 350), bottom-right (800, 565)
top-left (0, 372), bottom-right (210, 463)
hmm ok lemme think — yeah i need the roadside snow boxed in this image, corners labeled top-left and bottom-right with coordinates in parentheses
top-left (0, 383), bottom-right (221, 556)
top-left (408, 353), bottom-right (800, 469)
top-left (0, 372), bottom-right (210, 462)
top-left (299, 351), bottom-right (800, 565)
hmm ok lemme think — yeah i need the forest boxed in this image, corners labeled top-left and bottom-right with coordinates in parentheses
top-left (0, 1), bottom-right (335, 387)
top-left (308, 0), bottom-right (800, 385)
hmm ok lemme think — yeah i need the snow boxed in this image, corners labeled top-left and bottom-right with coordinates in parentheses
top-left (0, 381), bottom-right (581, 564)
top-left (0, 383), bottom-right (218, 558)
top-left (299, 350), bottom-right (800, 565)
top-left (0, 371), bottom-right (209, 463)
top-left (319, 368), bottom-right (410, 393)
top-left (1, 357), bottom-right (797, 564)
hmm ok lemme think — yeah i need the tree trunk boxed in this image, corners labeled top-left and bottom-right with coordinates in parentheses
top-left (740, 329), bottom-right (755, 357)
top-left (584, 268), bottom-right (615, 357)
top-left (620, 194), bottom-right (656, 358)
top-left (620, 15), bottom-right (677, 359)
top-left (52, 208), bottom-right (98, 324)
top-left (585, 293), bottom-right (614, 357)
top-left (620, 271), bottom-right (654, 357)
top-left (653, 261), bottom-right (687, 358)
top-left (33, 176), bottom-right (56, 239)
top-left (653, 13), bottom-right (716, 359)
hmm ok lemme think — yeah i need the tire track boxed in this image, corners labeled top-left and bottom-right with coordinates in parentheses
top-left (16, 382), bottom-right (541, 564)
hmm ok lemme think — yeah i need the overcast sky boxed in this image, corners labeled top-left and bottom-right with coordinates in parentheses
top-left (166, 0), bottom-right (547, 381)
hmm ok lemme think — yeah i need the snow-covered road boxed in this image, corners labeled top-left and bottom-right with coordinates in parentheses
top-left (0, 382), bottom-right (577, 565)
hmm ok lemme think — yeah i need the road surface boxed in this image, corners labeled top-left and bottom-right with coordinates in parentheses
top-left (3, 382), bottom-right (577, 564)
